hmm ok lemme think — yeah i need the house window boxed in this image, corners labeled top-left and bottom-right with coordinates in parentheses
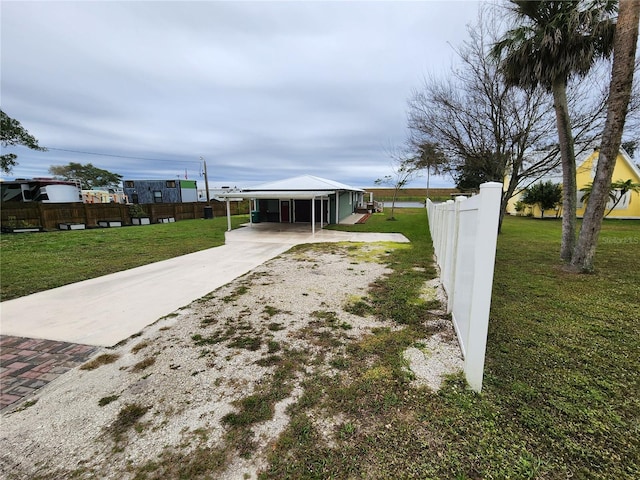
top-left (153, 191), bottom-right (163, 203)
top-left (166, 180), bottom-right (176, 188)
top-left (610, 191), bottom-right (631, 210)
top-left (124, 181), bottom-right (135, 188)
top-left (587, 190), bottom-right (633, 211)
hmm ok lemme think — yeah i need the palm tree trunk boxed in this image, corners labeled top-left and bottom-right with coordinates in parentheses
top-left (571, 0), bottom-right (640, 271)
top-left (551, 78), bottom-right (577, 262)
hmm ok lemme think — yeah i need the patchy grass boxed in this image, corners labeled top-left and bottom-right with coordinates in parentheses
top-left (257, 213), bottom-right (639, 479)
top-left (0, 216), bottom-right (248, 300)
top-left (131, 357), bottom-right (156, 372)
top-left (228, 335), bottom-right (262, 351)
top-left (222, 284), bottom-right (250, 303)
top-left (13, 399), bottom-right (38, 412)
top-left (109, 403), bottom-right (150, 442)
top-left (130, 350), bottom-right (309, 478)
top-left (345, 240), bottom-right (411, 264)
top-left (262, 305), bottom-right (281, 317)
top-left (130, 341), bottom-right (150, 354)
top-left (192, 323), bottom-right (237, 345)
top-left (16, 209), bottom-right (637, 479)
top-left (80, 353), bottom-right (120, 371)
top-left (311, 310), bottom-right (352, 330)
top-left (98, 395), bottom-right (120, 407)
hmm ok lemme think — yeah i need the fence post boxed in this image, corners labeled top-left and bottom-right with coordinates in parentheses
top-left (464, 182), bottom-right (502, 392)
top-left (445, 197), bottom-right (465, 313)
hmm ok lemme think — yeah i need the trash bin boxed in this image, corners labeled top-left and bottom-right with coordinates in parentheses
top-left (251, 210), bottom-right (260, 223)
top-left (203, 206), bottom-right (214, 219)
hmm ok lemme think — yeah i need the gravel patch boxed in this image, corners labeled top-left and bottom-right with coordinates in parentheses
top-left (0, 242), bottom-right (462, 479)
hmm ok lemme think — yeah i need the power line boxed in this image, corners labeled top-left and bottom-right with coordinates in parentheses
top-left (47, 147), bottom-right (197, 164)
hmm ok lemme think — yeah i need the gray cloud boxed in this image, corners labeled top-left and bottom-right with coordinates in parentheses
top-left (1, 1), bottom-right (481, 187)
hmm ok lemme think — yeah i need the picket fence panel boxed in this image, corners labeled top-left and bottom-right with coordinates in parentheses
top-left (426, 182), bottom-right (502, 392)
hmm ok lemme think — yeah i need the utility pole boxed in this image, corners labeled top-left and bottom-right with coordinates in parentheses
top-left (201, 156), bottom-right (210, 203)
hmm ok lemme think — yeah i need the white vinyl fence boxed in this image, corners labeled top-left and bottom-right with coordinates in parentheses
top-left (426, 182), bottom-right (502, 392)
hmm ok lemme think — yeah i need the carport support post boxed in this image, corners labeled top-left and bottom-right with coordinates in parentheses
top-left (226, 199), bottom-right (231, 231)
top-left (312, 194), bottom-right (316, 235)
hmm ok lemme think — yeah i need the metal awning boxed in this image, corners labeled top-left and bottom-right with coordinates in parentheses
top-left (218, 190), bottom-right (335, 200)
top-left (219, 190), bottom-right (335, 234)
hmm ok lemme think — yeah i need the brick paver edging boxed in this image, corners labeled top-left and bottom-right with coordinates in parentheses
top-left (0, 335), bottom-right (99, 413)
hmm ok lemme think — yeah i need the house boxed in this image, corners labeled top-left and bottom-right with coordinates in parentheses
top-left (506, 147), bottom-right (640, 219)
top-left (0, 178), bottom-right (81, 203)
top-left (575, 148), bottom-right (640, 218)
top-left (122, 179), bottom-right (198, 204)
top-left (82, 187), bottom-right (127, 204)
top-left (218, 175), bottom-right (366, 232)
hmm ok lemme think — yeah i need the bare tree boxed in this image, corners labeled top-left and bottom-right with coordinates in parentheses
top-left (408, 5), bottom-right (633, 235)
top-left (407, 9), bottom-right (558, 231)
top-left (375, 146), bottom-right (419, 221)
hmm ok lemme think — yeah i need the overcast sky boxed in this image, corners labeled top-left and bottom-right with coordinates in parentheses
top-left (1, 0), bottom-right (483, 189)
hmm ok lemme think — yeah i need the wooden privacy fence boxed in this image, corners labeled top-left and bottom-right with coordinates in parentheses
top-left (0, 201), bottom-right (250, 231)
top-left (426, 182), bottom-right (502, 392)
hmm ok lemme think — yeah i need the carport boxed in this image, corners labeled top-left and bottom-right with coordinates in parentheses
top-left (219, 190), bottom-right (333, 235)
top-left (218, 175), bottom-right (365, 235)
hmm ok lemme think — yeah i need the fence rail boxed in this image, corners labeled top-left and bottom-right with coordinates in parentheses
top-left (427, 182), bottom-right (502, 392)
top-left (0, 201), bottom-right (250, 231)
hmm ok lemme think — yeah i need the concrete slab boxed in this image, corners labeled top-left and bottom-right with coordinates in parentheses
top-left (0, 225), bottom-right (408, 347)
top-left (225, 223), bottom-right (409, 245)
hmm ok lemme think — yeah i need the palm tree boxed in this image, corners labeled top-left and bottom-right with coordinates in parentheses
top-left (579, 181), bottom-right (617, 209)
top-left (413, 142), bottom-right (446, 201)
top-left (579, 178), bottom-right (640, 215)
top-left (492, 0), bottom-right (616, 261)
top-left (572, 0), bottom-right (640, 271)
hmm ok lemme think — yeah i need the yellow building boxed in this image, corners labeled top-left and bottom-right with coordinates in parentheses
top-left (506, 148), bottom-right (640, 219)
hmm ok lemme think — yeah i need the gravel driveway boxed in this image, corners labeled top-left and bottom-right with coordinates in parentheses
top-left (0, 241), bottom-right (461, 479)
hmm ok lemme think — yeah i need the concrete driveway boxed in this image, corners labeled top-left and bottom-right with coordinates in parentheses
top-left (0, 223), bottom-right (408, 347)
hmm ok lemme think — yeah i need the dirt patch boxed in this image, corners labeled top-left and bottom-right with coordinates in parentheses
top-left (0, 242), bottom-right (461, 479)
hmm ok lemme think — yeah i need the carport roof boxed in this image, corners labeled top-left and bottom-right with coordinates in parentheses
top-left (219, 190), bottom-right (334, 200)
top-left (245, 175), bottom-right (364, 192)
top-left (217, 175), bottom-right (364, 200)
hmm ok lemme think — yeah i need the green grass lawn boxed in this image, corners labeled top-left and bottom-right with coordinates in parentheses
top-left (0, 215), bottom-right (248, 301)
top-left (484, 216), bottom-right (639, 478)
top-left (2, 209), bottom-right (637, 478)
top-left (263, 212), bottom-right (638, 479)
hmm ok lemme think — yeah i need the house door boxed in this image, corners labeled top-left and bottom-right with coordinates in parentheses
top-left (280, 200), bottom-right (290, 223)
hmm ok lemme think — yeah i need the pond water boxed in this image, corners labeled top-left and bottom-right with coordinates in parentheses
top-left (382, 201), bottom-right (425, 208)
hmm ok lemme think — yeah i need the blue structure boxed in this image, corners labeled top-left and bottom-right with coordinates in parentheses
top-left (122, 180), bottom-right (198, 204)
